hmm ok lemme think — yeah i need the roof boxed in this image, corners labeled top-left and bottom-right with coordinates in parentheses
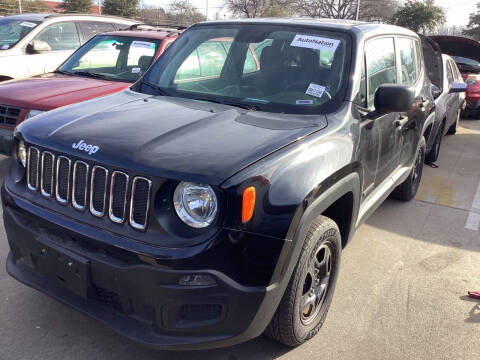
top-left (2, 12), bottom-right (136, 23)
top-left (194, 17), bottom-right (417, 37)
top-left (102, 30), bottom-right (176, 40)
top-left (1, 13), bottom-right (50, 21)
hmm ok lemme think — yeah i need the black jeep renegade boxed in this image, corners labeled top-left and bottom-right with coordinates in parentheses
top-left (3, 19), bottom-right (435, 349)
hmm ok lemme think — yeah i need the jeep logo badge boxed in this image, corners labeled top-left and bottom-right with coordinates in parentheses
top-left (72, 140), bottom-right (99, 155)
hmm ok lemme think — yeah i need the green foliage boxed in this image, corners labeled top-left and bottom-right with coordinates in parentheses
top-left (0, 0), bottom-right (49, 15)
top-left (103, 0), bottom-right (139, 18)
top-left (61, 0), bottom-right (93, 13)
top-left (392, 0), bottom-right (445, 33)
top-left (463, 6), bottom-right (480, 40)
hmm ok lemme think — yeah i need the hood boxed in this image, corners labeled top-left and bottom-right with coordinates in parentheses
top-left (0, 73), bottom-right (130, 110)
top-left (18, 90), bottom-right (327, 185)
top-left (429, 36), bottom-right (480, 62)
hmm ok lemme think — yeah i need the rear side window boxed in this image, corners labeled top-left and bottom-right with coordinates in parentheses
top-left (414, 40), bottom-right (423, 77)
top-left (365, 37), bottom-right (397, 108)
top-left (35, 21), bottom-right (80, 51)
top-left (78, 22), bottom-right (115, 42)
top-left (446, 60), bottom-right (454, 85)
top-left (397, 37), bottom-right (417, 86)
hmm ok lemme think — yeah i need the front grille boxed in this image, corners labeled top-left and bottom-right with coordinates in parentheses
top-left (26, 146), bottom-right (152, 231)
top-left (0, 104), bottom-right (22, 126)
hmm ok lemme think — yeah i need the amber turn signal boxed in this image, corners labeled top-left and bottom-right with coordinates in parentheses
top-left (242, 186), bottom-right (256, 223)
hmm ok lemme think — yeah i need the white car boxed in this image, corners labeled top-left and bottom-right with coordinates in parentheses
top-left (0, 13), bottom-right (138, 81)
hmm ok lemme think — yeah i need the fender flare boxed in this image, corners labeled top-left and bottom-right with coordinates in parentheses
top-left (271, 171), bottom-right (361, 287)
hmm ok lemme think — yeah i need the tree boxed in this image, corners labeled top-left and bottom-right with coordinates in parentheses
top-left (61, 0), bottom-right (93, 13)
top-left (463, 3), bottom-right (480, 40)
top-left (165, 0), bottom-right (205, 26)
top-left (139, 6), bottom-right (167, 26)
top-left (292, 0), bottom-right (398, 22)
top-left (0, 0), bottom-right (49, 15)
top-left (225, 0), bottom-right (293, 18)
top-left (103, 0), bottom-right (139, 18)
top-left (392, 0), bottom-right (445, 33)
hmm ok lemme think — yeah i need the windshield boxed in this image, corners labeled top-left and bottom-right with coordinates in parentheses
top-left (59, 35), bottom-right (162, 83)
top-left (0, 18), bottom-right (40, 49)
top-left (452, 56), bottom-right (480, 67)
top-left (136, 24), bottom-right (349, 114)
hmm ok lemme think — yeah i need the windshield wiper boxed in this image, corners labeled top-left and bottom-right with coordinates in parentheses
top-left (194, 97), bottom-right (262, 111)
top-left (54, 69), bottom-right (73, 76)
top-left (72, 71), bottom-right (110, 80)
top-left (141, 81), bottom-right (171, 96)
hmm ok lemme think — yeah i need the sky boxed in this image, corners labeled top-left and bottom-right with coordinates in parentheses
top-left (141, 0), bottom-right (478, 26)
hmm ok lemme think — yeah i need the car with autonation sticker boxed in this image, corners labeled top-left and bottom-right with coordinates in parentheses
top-left (3, 19), bottom-right (435, 349)
top-left (0, 26), bottom-right (182, 156)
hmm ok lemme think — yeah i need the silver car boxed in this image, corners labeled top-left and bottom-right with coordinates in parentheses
top-left (0, 13), bottom-right (137, 81)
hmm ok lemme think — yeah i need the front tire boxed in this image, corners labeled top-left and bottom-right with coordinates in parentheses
top-left (266, 216), bottom-right (341, 347)
top-left (425, 123), bottom-right (443, 163)
top-left (391, 137), bottom-right (426, 201)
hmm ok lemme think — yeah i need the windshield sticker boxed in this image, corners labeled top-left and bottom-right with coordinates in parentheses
top-left (132, 67), bottom-right (141, 74)
top-left (243, 98), bottom-right (270, 104)
top-left (291, 35), bottom-right (340, 52)
top-left (1, 44), bottom-right (9, 50)
top-left (306, 83), bottom-right (326, 98)
top-left (131, 41), bottom-right (155, 49)
top-left (19, 21), bottom-right (37, 28)
top-left (296, 99), bottom-right (314, 105)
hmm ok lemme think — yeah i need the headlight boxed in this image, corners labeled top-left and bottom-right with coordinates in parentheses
top-left (25, 109), bottom-right (45, 120)
top-left (17, 139), bottom-right (26, 167)
top-left (173, 182), bottom-right (218, 228)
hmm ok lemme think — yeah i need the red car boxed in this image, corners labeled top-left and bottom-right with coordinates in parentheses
top-left (0, 26), bottom-right (180, 155)
top-left (429, 35), bottom-right (480, 118)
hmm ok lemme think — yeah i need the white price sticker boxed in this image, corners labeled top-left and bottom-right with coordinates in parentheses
top-left (20, 21), bottom-right (37, 28)
top-left (131, 67), bottom-right (141, 74)
top-left (305, 83), bottom-right (326, 98)
top-left (1, 44), bottom-right (9, 50)
top-left (131, 41), bottom-right (155, 49)
top-left (291, 34), bottom-right (340, 52)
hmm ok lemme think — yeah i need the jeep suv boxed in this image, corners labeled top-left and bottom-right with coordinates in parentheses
top-left (3, 19), bottom-right (434, 349)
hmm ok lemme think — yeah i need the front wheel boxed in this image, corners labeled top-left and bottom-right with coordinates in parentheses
top-left (265, 216), bottom-right (341, 347)
top-left (425, 123), bottom-right (443, 163)
top-left (391, 137), bottom-right (426, 201)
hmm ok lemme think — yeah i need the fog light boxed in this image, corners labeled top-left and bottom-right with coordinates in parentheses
top-left (179, 274), bottom-right (216, 286)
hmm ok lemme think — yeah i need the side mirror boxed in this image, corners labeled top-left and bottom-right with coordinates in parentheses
top-left (431, 84), bottom-right (442, 99)
top-left (26, 40), bottom-right (51, 54)
top-left (449, 82), bottom-right (467, 93)
top-left (374, 84), bottom-right (415, 114)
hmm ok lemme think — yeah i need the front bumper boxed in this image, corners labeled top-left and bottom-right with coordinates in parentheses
top-left (2, 184), bottom-right (285, 350)
top-left (0, 127), bottom-right (13, 156)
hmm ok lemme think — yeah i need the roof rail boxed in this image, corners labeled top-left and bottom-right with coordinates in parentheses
top-left (127, 23), bottom-right (187, 34)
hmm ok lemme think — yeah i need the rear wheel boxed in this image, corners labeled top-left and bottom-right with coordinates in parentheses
top-left (391, 137), bottom-right (425, 201)
top-left (425, 123), bottom-right (443, 163)
top-left (447, 109), bottom-right (460, 135)
top-left (266, 216), bottom-right (341, 347)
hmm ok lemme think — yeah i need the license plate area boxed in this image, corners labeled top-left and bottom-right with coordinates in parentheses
top-left (32, 239), bottom-right (90, 299)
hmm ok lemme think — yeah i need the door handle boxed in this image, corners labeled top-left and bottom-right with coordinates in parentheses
top-left (395, 116), bottom-right (408, 128)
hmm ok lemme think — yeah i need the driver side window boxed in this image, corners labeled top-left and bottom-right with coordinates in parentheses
top-left (365, 37), bottom-right (397, 109)
top-left (35, 22), bottom-right (80, 51)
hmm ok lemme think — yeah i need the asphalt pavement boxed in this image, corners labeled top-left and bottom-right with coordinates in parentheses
top-left (0, 119), bottom-right (479, 360)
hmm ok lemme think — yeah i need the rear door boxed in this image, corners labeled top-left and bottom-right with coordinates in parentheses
top-left (445, 59), bottom-right (459, 127)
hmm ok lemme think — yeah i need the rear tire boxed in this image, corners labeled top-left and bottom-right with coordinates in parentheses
top-left (447, 109), bottom-right (460, 135)
top-left (391, 137), bottom-right (426, 202)
top-left (425, 123), bottom-right (443, 163)
top-left (265, 216), bottom-right (341, 347)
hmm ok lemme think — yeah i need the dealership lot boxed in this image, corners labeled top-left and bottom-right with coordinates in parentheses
top-left (0, 118), bottom-right (478, 359)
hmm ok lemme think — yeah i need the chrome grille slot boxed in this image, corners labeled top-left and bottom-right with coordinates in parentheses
top-left (55, 156), bottom-right (71, 204)
top-left (90, 166), bottom-right (108, 217)
top-left (27, 147), bottom-right (40, 191)
top-left (40, 151), bottom-right (55, 198)
top-left (109, 171), bottom-right (129, 223)
top-left (129, 177), bottom-right (152, 230)
top-left (0, 104), bottom-right (22, 126)
top-left (72, 161), bottom-right (89, 211)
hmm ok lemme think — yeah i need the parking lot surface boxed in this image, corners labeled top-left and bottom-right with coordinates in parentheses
top-left (0, 119), bottom-right (479, 360)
